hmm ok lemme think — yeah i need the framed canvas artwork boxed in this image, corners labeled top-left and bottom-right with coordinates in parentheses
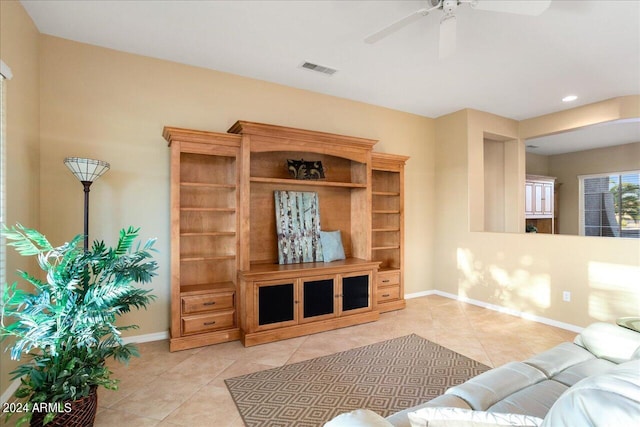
top-left (274, 191), bottom-right (323, 264)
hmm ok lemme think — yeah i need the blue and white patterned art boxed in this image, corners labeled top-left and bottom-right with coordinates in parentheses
top-left (274, 191), bottom-right (323, 264)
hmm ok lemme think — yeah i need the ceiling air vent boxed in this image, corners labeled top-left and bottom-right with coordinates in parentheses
top-left (300, 61), bottom-right (338, 76)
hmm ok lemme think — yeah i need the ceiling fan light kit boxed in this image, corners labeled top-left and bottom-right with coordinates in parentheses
top-left (365, 0), bottom-right (552, 58)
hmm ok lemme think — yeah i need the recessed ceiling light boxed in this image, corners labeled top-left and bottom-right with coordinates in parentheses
top-left (562, 95), bottom-right (578, 102)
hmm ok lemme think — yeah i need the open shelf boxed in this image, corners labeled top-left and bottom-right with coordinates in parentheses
top-left (181, 182), bottom-right (236, 189)
top-left (180, 207), bottom-right (236, 212)
top-left (378, 266), bottom-right (401, 273)
top-left (244, 258), bottom-right (375, 277)
top-left (180, 282), bottom-right (236, 296)
top-left (181, 255), bottom-right (236, 262)
top-left (373, 210), bottom-right (400, 214)
top-left (250, 176), bottom-right (367, 189)
top-left (180, 231), bottom-right (236, 236)
top-left (373, 191), bottom-right (400, 196)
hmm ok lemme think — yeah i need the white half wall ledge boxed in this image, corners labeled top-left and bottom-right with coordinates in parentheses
top-left (405, 290), bottom-right (583, 333)
top-left (0, 60), bottom-right (13, 80)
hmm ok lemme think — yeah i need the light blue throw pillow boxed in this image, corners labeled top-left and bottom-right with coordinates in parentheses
top-left (320, 230), bottom-right (345, 262)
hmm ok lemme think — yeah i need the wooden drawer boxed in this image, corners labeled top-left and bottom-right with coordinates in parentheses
top-left (181, 292), bottom-right (234, 315)
top-left (377, 271), bottom-right (400, 287)
top-left (181, 310), bottom-right (235, 335)
top-left (376, 285), bottom-right (400, 302)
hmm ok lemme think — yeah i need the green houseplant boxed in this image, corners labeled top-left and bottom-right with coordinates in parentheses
top-left (0, 224), bottom-right (157, 426)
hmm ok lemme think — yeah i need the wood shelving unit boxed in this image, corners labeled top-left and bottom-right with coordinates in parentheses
top-left (163, 122), bottom-right (408, 350)
top-left (371, 153), bottom-right (409, 313)
top-left (163, 127), bottom-right (242, 351)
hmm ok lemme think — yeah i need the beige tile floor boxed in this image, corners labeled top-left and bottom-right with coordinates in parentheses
top-left (4, 295), bottom-right (578, 426)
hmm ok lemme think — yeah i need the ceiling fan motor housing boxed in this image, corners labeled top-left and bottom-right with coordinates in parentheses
top-left (442, 0), bottom-right (458, 15)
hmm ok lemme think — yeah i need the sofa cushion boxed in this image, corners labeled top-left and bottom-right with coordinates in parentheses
top-left (551, 357), bottom-right (616, 387)
top-left (523, 342), bottom-right (594, 378)
top-left (486, 379), bottom-right (567, 419)
top-left (407, 407), bottom-right (543, 427)
top-left (540, 359), bottom-right (640, 427)
top-left (324, 409), bottom-right (394, 427)
top-left (444, 362), bottom-right (546, 411)
top-left (573, 322), bottom-right (640, 363)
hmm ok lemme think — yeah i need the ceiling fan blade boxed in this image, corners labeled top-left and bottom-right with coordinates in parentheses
top-left (471, 0), bottom-right (552, 16)
top-left (365, 7), bottom-right (431, 44)
top-left (439, 14), bottom-right (456, 59)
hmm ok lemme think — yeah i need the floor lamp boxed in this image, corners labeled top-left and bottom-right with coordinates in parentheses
top-left (64, 157), bottom-right (110, 251)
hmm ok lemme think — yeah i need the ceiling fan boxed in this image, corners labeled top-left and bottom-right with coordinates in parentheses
top-left (364, 0), bottom-right (552, 58)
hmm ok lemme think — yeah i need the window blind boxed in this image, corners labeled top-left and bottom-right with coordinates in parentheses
top-left (0, 73), bottom-right (6, 286)
top-left (580, 171), bottom-right (640, 238)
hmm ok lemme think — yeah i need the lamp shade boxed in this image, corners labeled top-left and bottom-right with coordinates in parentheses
top-left (64, 157), bottom-right (110, 183)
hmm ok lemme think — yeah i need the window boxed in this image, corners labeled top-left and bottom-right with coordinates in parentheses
top-left (0, 65), bottom-right (7, 285)
top-left (580, 171), bottom-right (640, 238)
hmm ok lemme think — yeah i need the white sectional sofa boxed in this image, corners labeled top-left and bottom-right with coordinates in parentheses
top-left (326, 322), bottom-right (640, 427)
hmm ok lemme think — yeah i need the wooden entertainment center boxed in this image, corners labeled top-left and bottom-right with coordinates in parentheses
top-left (163, 121), bottom-right (408, 351)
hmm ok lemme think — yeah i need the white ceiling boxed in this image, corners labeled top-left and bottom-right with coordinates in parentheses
top-left (525, 118), bottom-right (640, 156)
top-left (20, 0), bottom-right (640, 122)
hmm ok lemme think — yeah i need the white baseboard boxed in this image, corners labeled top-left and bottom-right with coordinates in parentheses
top-left (122, 330), bottom-right (169, 345)
top-left (1, 331), bottom-right (170, 404)
top-left (0, 377), bottom-right (20, 405)
top-left (405, 289), bottom-right (583, 333)
top-left (405, 290), bottom-right (434, 299)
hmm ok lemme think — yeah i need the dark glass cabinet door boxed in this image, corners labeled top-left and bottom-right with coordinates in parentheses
top-left (342, 274), bottom-right (370, 312)
top-left (302, 277), bottom-right (335, 320)
top-left (258, 282), bottom-right (295, 326)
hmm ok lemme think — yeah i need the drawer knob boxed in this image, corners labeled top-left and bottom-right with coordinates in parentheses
top-left (203, 321), bottom-right (216, 326)
top-left (382, 279), bottom-right (390, 283)
top-left (382, 293), bottom-right (390, 297)
top-left (203, 301), bottom-right (216, 306)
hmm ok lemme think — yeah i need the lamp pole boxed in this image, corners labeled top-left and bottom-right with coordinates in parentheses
top-left (81, 181), bottom-right (93, 251)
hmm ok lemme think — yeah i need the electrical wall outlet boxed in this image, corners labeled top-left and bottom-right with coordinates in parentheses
top-left (562, 291), bottom-right (571, 302)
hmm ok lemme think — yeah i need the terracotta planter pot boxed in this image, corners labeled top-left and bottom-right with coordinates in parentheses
top-left (29, 386), bottom-right (98, 427)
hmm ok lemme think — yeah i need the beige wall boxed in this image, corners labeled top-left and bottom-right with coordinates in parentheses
top-left (38, 35), bottom-right (435, 339)
top-left (549, 142), bottom-right (640, 235)
top-left (483, 139), bottom-right (506, 232)
top-left (0, 0), bottom-right (41, 398)
top-left (434, 105), bottom-right (640, 329)
top-left (526, 152), bottom-right (550, 176)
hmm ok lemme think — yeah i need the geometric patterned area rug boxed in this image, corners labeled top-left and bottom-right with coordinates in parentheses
top-left (225, 334), bottom-right (490, 426)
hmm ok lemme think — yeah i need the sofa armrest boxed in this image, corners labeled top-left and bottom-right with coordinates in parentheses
top-left (574, 322), bottom-right (640, 363)
top-left (540, 360), bottom-right (640, 427)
